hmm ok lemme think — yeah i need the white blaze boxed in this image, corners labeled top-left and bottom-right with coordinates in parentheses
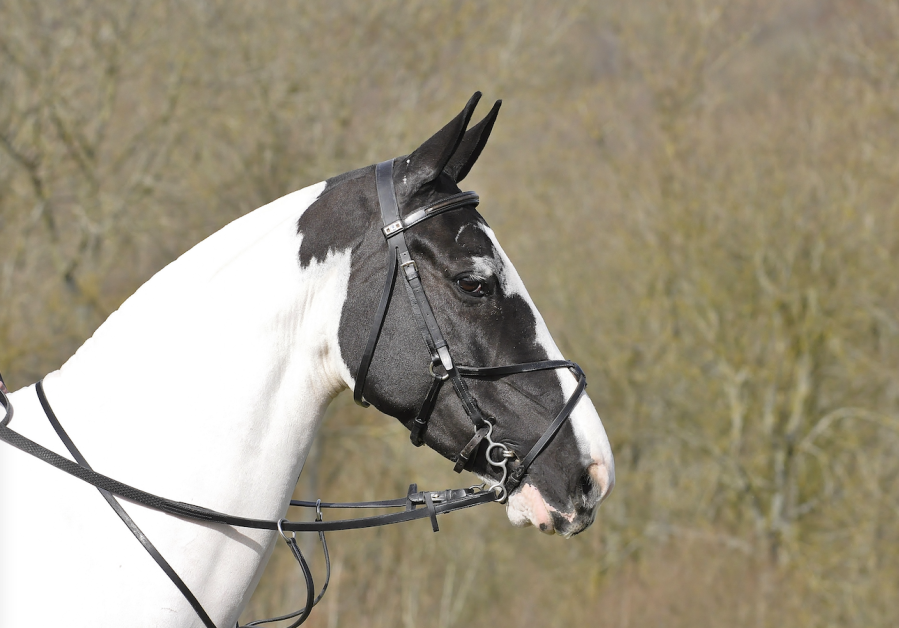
top-left (476, 224), bottom-right (614, 494)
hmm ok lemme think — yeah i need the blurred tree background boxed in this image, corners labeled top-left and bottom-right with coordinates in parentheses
top-left (2, 0), bottom-right (899, 625)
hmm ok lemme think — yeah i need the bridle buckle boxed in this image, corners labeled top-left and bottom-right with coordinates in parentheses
top-left (428, 361), bottom-right (450, 381)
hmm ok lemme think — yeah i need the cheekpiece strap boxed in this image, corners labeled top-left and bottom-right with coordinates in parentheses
top-left (368, 160), bottom-right (486, 433)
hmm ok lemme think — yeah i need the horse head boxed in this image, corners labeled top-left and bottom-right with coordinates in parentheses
top-left (299, 93), bottom-right (614, 537)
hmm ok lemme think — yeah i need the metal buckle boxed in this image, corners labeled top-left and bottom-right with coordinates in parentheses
top-left (428, 361), bottom-right (450, 381)
top-left (400, 259), bottom-right (418, 280)
top-left (409, 490), bottom-right (446, 505)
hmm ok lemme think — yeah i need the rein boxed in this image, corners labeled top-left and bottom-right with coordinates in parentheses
top-left (0, 158), bottom-right (588, 628)
top-left (0, 379), bottom-right (496, 628)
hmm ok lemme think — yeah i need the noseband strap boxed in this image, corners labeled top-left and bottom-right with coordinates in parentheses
top-left (353, 159), bottom-right (588, 493)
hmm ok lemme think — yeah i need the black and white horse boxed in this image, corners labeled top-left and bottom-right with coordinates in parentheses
top-left (0, 94), bottom-right (613, 627)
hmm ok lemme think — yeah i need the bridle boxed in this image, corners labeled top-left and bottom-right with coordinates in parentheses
top-left (355, 159), bottom-right (587, 502)
top-left (0, 159), bottom-right (589, 627)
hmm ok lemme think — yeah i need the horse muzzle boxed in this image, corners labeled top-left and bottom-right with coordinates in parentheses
top-left (505, 460), bottom-right (614, 537)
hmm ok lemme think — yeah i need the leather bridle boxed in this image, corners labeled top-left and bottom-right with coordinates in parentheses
top-left (355, 159), bottom-right (587, 501)
top-left (0, 159), bottom-right (589, 628)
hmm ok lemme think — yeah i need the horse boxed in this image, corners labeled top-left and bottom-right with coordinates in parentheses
top-left (0, 93), bottom-right (614, 627)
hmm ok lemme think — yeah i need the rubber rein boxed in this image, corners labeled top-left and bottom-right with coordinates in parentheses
top-left (0, 159), bottom-right (588, 627)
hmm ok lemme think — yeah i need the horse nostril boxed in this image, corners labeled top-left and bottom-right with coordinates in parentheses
top-left (579, 470), bottom-right (595, 504)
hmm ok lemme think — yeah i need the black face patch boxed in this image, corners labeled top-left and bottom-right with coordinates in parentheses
top-left (297, 166), bottom-right (377, 269)
top-left (296, 93), bottom-right (605, 530)
top-left (402, 211), bottom-right (585, 509)
top-left (299, 162), bottom-right (588, 517)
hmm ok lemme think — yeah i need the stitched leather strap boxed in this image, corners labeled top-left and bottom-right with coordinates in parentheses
top-left (376, 160), bottom-right (450, 366)
top-left (290, 487), bottom-right (472, 510)
top-left (383, 191), bottom-right (479, 237)
top-left (506, 367), bottom-right (587, 492)
top-left (410, 374), bottom-right (445, 446)
top-left (453, 425), bottom-right (490, 473)
top-left (456, 359), bottom-right (579, 378)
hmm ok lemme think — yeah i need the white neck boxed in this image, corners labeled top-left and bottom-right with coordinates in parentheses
top-left (36, 180), bottom-right (353, 624)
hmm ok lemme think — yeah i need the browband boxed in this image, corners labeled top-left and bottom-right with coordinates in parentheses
top-left (382, 191), bottom-right (479, 238)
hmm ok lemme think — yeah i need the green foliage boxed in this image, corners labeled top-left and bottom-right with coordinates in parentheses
top-left (2, 1), bottom-right (898, 625)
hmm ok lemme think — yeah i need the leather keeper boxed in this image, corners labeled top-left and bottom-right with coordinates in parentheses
top-left (453, 425), bottom-right (489, 473)
top-left (423, 490), bottom-right (439, 532)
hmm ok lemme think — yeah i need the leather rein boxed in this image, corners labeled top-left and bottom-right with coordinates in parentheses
top-left (0, 379), bottom-right (495, 628)
top-left (0, 160), bottom-right (588, 627)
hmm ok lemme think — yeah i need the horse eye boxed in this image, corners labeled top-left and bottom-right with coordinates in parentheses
top-left (457, 277), bottom-right (485, 295)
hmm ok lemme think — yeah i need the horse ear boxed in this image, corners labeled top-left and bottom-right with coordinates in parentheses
top-left (443, 100), bottom-right (501, 183)
top-left (403, 92), bottom-right (481, 190)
